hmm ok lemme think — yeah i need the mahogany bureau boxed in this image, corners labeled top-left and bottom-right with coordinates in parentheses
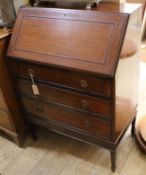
top-left (7, 2), bottom-right (142, 171)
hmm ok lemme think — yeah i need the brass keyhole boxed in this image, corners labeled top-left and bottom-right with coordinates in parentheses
top-left (80, 80), bottom-right (88, 88)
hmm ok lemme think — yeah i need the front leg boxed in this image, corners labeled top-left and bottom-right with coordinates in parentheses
top-left (110, 149), bottom-right (116, 172)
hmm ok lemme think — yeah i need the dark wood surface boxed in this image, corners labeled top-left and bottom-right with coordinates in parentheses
top-left (0, 29), bottom-right (26, 146)
top-left (7, 3), bottom-right (142, 171)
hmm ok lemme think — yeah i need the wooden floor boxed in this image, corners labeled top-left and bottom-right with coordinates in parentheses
top-left (0, 55), bottom-right (146, 175)
top-left (0, 126), bottom-right (146, 175)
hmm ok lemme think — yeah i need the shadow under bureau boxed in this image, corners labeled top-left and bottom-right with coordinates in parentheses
top-left (7, 3), bottom-right (142, 171)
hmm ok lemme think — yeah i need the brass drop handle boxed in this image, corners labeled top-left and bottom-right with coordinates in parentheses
top-left (84, 120), bottom-right (91, 129)
top-left (36, 105), bottom-right (44, 113)
top-left (81, 99), bottom-right (89, 109)
top-left (80, 80), bottom-right (88, 88)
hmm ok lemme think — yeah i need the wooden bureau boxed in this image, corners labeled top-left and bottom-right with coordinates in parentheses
top-left (0, 29), bottom-right (26, 146)
top-left (7, 2), bottom-right (142, 171)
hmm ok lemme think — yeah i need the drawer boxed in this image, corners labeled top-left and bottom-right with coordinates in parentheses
top-left (21, 97), bottom-right (111, 139)
top-left (17, 79), bottom-right (111, 118)
top-left (10, 61), bottom-right (112, 98)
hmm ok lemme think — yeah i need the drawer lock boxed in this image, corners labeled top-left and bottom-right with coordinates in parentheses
top-left (80, 80), bottom-right (88, 88)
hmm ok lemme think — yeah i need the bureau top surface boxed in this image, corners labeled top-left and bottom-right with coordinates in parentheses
top-left (7, 7), bottom-right (130, 77)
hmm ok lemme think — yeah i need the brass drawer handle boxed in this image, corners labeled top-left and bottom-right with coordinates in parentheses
top-left (81, 99), bottom-right (89, 109)
top-left (36, 105), bottom-right (44, 113)
top-left (80, 80), bottom-right (88, 88)
top-left (84, 120), bottom-right (91, 129)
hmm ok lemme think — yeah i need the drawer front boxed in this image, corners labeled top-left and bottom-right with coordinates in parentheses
top-left (10, 61), bottom-right (112, 98)
top-left (21, 97), bottom-right (111, 139)
top-left (17, 80), bottom-right (111, 118)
